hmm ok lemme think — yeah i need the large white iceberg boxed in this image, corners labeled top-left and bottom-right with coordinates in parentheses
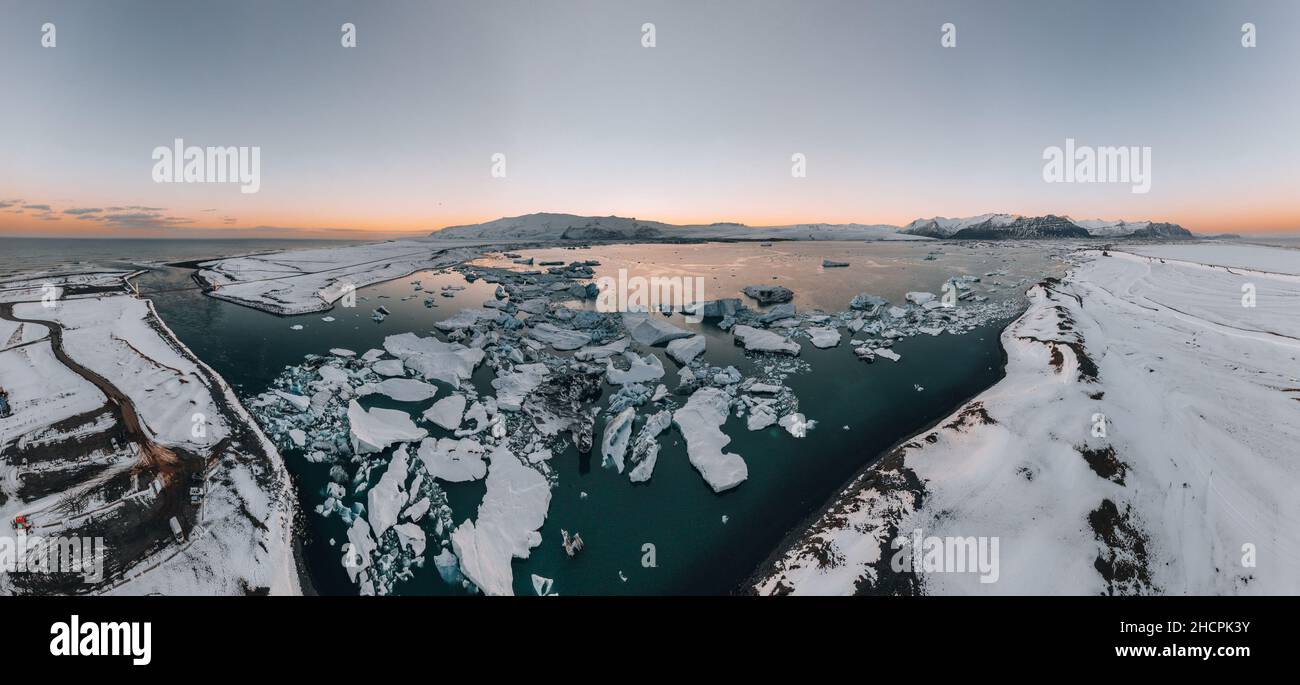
top-left (672, 387), bottom-right (748, 492)
top-left (732, 325), bottom-right (801, 355)
top-left (383, 332), bottom-right (485, 389)
top-left (416, 436), bottom-right (487, 482)
top-left (450, 446), bottom-right (552, 596)
top-left (347, 400), bottom-right (428, 454)
top-left (622, 313), bottom-right (692, 346)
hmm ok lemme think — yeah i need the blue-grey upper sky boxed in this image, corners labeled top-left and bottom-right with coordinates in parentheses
top-left (2, 0), bottom-right (1297, 237)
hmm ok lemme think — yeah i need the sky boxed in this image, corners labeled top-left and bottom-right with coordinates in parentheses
top-left (1, 0), bottom-right (1297, 238)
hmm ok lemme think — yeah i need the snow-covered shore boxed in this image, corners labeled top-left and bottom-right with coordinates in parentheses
top-left (1, 288), bottom-right (299, 596)
top-left (752, 246), bottom-right (1300, 595)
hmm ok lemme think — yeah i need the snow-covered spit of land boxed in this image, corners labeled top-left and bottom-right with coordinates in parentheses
top-left (752, 246), bottom-right (1300, 595)
top-left (192, 214), bottom-right (931, 315)
top-left (1, 292), bottom-right (299, 596)
top-left (195, 241), bottom-right (489, 315)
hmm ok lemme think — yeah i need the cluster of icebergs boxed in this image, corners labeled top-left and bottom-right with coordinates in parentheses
top-left (243, 247), bottom-right (1036, 596)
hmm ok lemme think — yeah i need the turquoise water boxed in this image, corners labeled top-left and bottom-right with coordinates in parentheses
top-left (0, 237), bottom-right (1054, 595)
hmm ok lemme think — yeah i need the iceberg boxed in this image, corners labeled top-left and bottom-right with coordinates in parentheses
top-left (665, 334), bottom-right (706, 365)
top-left (732, 325), bottom-right (801, 355)
top-left (741, 284), bottom-right (794, 305)
top-left (528, 322), bottom-right (591, 351)
top-left (491, 363), bottom-right (550, 411)
top-left (416, 436), bottom-right (487, 482)
top-left (605, 351), bottom-right (665, 385)
top-left (422, 393), bottom-right (467, 431)
top-left (364, 378), bottom-right (439, 402)
top-left (347, 400), bottom-right (428, 454)
top-left (450, 446), bottom-right (552, 596)
top-left (383, 332), bottom-right (485, 389)
top-left (805, 326), bottom-right (842, 349)
top-left (367, 445), bottom-right (410, 538)
top-left (573, 336), bottom-right (630, 361)
top-left (601, 407), bottom-right (636, 473)
top-left (628, 410), bottom-right (671, 483)
top-left (672, 387), bottom-right (747, 492)
top-left (622, 313), bottom-right (692, 346)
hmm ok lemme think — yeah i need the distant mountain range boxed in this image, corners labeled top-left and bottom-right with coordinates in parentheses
top-left (901, 213), bottom-right (1194, 240)
top-left (431, 212), bottom-right (1196, 241)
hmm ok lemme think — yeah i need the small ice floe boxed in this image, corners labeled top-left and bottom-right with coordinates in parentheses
top-left (746, 404), bottom-right (777, 431)
top-left (321, 316), bottom-right (336, 322)
top-left (601, 407), bottom-right (636, 473)
top-left (422, 393), bottom-right (467, 431)
top-left (528, 322), bottom-right (591, 351)
top-left (288, 429), bottom-right (307, 447)
top-left (666, 334), bottom-right (706, 365)
top-left (531, 574), bottom-right (556, 596)
top-left (573, 336), bottom-right (630, 361)
top-left (372, 359), bottom-right (406, 377)
top-left (416, 437), bottom-right (486, 482)
top-left (370, 310), bottom-right (386, 322)
top-left (650, 384), bottom-right (669, 403)
top-left (347, 400), bottom-right (428, 454)
top-left (622, 312), bottom-right (692, 346)
top-left (874, 348), bottom-right (902, 362)
top-left (741, 284), bottom-right (794, 305)
top-left (383, 332), bottom-right (485, 389)
top-left (434, 307), bottom-right (496, 332)
top-left (562, 529), bottom-right (584, 557)
top-left (805, 326), bottom-right (842, 349)
top-left (759, 303), bottom-right (796, 324)
top-left (849, 293), bottom-right (888, 312)
top-left (722, 515), bottom-right (729, 524)
top-left (363, 378), bottom-right (438, 402)
top-left (628, 410), bottom-right (671, 483)
top-left (914, 384), bottom-right (925, 392)
top-left (733, 325), bottom-right (800, 356)
top-left (606, 351), bottom-right (665, 385)
top-left (491, 363), bottom-right (550, 411)
top-left (367, 446), bottom-right (410, 539)
top-left (618, 571), bottom-right (628, 583)
top-left (778, 412), bottom-right (816, 438)
top-left (290, 324), bottom-right (304, 330)
top-left (905, 292), bottom-right (936, 305)
top-left (330, 348), bottom-right (356, 357)
top-left (747, 382), bottom-right (782, 394)
top-left (274, 390), bottom-right (311, 412)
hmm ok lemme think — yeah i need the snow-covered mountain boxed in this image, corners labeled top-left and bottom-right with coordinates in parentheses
top-left (436, 212), bottom-right (1195, 242)
top-left (431, 213), bottom-right (924, 242)
top-left (903, 214), bottom-right (1193, 240)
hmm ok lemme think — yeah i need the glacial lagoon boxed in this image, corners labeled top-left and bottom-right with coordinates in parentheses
top-left (2, 238), bottom-right (1062, 595)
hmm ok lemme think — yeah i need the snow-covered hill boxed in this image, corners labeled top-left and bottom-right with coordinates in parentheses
top-left (751, 245), bottom-right (1300, 595)
top-left (432, 213), bottom-right (925, 242)
top-left (902, 214), bottom-right (1193, 240)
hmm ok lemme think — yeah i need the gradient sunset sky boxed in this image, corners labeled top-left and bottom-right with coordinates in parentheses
top-left (2, 0), bottom-right (1298, 238)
